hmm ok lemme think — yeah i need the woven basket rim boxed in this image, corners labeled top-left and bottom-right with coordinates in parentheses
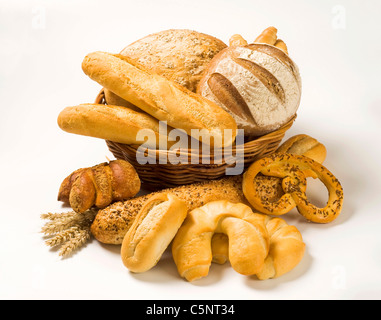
top-left (95, 89), bottom-right (296, 157)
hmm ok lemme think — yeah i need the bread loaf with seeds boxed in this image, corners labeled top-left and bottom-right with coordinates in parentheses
top-left (90, 176), bottom-right (246, 244)
top-left (197, 43), bottom-right (301, 137)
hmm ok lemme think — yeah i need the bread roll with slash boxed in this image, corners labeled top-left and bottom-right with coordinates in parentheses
top-left (197, 27), bottom-right (301, 137)
top-left (81, 52), bottom-right (237, 148)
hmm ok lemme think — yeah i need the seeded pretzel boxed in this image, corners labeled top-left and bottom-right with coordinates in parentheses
top-left (242, 154), bottom-right (344, 223)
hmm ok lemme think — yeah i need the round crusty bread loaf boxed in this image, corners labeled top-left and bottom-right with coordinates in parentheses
top-left (104, 29), bottom-right (227, 107)
top-left (197, 43), bottom-right (302, 137)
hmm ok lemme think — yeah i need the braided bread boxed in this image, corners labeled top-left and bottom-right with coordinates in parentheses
top-left (58, 160), bottom-right (140, 213)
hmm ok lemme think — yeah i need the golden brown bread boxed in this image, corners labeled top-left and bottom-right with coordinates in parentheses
top-left (57, 103), bottom-right (175, 148)
top-left (121, 193), bottom-right (188, 273)
top-left (276, 134), bottom-right (327, 164)
top-left (104, 29), bottom-right (227, 106)
top-left (81, 51), bottom-right (238, 147)
top-left (211, 215), bottom-right (305, 280)
top-left (172, 201), bottom-right (269, 281)
top-left (250, 134), bottom-right (327, 207)
top-left (242, 153), bottom-right (344, 223)
top-left (197, 38), bottom-right (301, 137)
top-left (229, 34), bottom-right (248, 47)
top-left (254, 26), bottom-right (278, 45)
top-left (90, 176), bottom-right (246, 244)
top-left (58, 160), bottom-right (140, 213)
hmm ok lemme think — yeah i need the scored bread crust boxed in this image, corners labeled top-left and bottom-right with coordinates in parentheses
top-left (104, 29), bottom-right (227, 108)
top-left (121, 193), bottom-right (188, 273)
top-left (197, 43), bottom-right (301, 137)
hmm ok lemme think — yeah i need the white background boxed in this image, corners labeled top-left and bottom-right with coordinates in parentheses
top-left (0, 0), bottom-right (380, 300)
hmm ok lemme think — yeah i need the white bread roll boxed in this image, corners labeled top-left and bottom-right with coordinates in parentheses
top-left (197, 43), bottom-right (302, 137)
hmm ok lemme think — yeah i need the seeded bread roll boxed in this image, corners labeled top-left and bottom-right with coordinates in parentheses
top-left (104, 29), bottom-right (227, 108)
top-left (197, 43), bottom-right (301, 137)
top-left (90, 176), bottom-right (246, 244)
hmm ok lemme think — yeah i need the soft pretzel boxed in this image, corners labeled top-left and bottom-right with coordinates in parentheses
top-left (172, 201), bottom-right (269, 282)
top-left (121, 193), bottom-right (188, 273)
top-left (211, 216), bottom-right (305, 279)
top-left (249, 134), bottom-right (327, 207)
top-left (242, 153), bottom-right (344, 223)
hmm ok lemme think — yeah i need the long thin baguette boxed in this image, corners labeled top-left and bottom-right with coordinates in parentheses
top-left (57, 103), bottom-right (176, 149)
top-left (81, 51), bottom-right (237, 147)
top-left (90, 176), bottom-right (246, 244)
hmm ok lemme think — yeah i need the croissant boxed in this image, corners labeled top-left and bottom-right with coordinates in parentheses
top-left (172, 201), bottom-right (270, 282)
top-left (58, 160), bottom-right (141, 213)
top-left (211, 216), bottom-right (305, 279)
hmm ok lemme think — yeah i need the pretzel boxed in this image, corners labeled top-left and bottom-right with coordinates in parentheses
top-left (242, 153), bottom-right (344, 223)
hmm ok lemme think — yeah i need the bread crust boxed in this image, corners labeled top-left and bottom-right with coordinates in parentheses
top-left (197, 44), bottom-right (301, 137)
top-left (276, 134), bottom-right (327, 164)
top-left (172, 201), bottom-right (269, 281)
top-left (82, 52), bottom-right (237, 147)
top-left (90, 176), bottom-right (245, 244)
top-left (121, 193), bottom-right (188, 273)
top-left (57, 103), bottom-right (173, 148)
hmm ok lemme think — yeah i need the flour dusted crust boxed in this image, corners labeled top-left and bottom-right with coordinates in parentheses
top-left (119, 29), bottom-right (227, 92)
top-left (104, 29), bottom-right (227, 106)
top-left (197, 43), bottom-right (302, 137)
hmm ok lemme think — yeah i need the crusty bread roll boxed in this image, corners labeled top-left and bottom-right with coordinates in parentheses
top-left (276, 134), bottom-right (327, 164)
top-left (121, 193), bottom-right (188, 273)
top-left (82, 52), bottom-right (237, 147)
top-left (104, 29), bottom-right (227, 109)
top-left (57, 103), bottom-right (174, 148)
top-left (197, 43), bottom-right (301, 137)
top-left (172, 201), bottom-right (269, 281)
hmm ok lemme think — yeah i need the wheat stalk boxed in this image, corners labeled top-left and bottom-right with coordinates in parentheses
top-left (41, 209), bottom-right (97, 258)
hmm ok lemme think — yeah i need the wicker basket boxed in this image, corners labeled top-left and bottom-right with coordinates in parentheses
top-left (95, 90), bottom-right (295, 190)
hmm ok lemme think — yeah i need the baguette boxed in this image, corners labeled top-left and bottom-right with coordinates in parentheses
top-left (81, 52), bottom-right (237, 147)
top-left (90, 176), bottom-right (246, 244)
top-left (57, 103), bottom-right (176, 149)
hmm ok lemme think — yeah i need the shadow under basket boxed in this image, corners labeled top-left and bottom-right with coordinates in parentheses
top-left (96, 90), bottom-right (296, 190)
